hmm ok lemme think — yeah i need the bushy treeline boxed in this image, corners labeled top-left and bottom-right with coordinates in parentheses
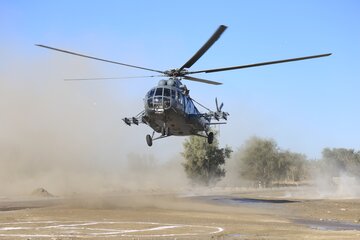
top-left (182, 134), bottom-right (360, 187)
top-left (235, 137), bottom-right (309, 187)
top-left (314, 148), bottom-right (360, 178)
top-left (236, 137), bottom-right (360, 187)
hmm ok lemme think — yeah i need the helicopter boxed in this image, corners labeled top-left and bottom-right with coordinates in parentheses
top-left (36, 25), bottom-right (331, 147)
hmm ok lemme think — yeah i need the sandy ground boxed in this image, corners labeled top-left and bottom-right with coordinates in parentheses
top-left (1, 188), bottom-right (360, 239)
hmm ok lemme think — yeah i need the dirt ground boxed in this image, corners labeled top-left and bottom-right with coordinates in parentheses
top-left (1, 187), bottom-right (360, 239)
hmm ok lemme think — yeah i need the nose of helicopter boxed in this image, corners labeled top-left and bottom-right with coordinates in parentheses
top-left (145, 86), bottom-right (175, 113)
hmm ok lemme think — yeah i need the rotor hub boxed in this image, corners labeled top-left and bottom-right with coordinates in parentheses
top-left (164, 68), bottom-right (188, 77)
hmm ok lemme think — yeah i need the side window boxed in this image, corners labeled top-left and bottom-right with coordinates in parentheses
top-left (147, 98), bottom-right (153, 108)
top-left (171, 89), bottom-right (175, 99)
top-left (178, 91), bottom-right (183, 104)
top-left (147, 88), bottom-right (155, 98)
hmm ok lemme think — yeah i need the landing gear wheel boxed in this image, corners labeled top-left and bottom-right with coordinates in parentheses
top-left (207, 132), bottom-right (214, 144)
top-left (146, 134), bottom-right (153, 147)
top-left (161, 126), bottom-right (170, 136)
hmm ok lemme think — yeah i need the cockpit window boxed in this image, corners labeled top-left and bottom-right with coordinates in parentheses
top-left (155, 88), bottom-right (163, 96)
top-left (171, 89), bottom-right (175, 98)
top-left (147, 88), bottom-right (155, 98)
top-left (164, 88), bottom-right (170, 97)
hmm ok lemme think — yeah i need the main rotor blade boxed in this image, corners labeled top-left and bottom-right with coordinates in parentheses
top-left (183, 76), bottom-right (222, 85)
top-left (36, 44), bottom-right (165, 74)
top-left (188, 53), bottom-right (332, 74)
top-left (179, 25), bottom-right (227, 71)
top-left (64, 75), bottom-right (165, 81)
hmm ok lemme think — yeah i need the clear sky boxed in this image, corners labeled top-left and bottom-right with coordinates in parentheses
top-left (1, 0), bottom-right (359, 160)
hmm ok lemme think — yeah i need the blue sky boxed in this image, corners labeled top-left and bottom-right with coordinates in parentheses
top-left (1, 0), bottom-right (359, 159)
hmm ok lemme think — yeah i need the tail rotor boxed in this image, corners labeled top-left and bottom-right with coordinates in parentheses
top-left (214, 98), bottom-right (228, 121)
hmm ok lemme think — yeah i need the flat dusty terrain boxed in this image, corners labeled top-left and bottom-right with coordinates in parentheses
top-left (1, 187), bottom-right (360, 239)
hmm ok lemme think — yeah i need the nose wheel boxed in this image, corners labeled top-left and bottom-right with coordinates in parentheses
top-left (161, 125), bottom-right (170, 136)
top-left (207, 132), bottom-right (214, 144)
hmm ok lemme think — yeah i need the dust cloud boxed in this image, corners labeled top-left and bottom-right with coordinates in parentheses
top-left (0, 46), bottom-right (187, 197)
top-left (310, 169), bottom-right (360, 199)
top-left (280, 172), bottom-right (360, 200)
top-left (220, 145), bottom-right (360, 200)
top-left (2, 45), bottom-right (358, 204)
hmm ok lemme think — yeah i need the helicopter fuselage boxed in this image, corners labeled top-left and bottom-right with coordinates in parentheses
top-left (142, 80), bottom-right (210, 136)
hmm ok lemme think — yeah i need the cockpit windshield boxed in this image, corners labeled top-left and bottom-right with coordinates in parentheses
top-left (146, 87), bottom-right (173, 110)
top-left (155, 88), bottom-right (163, 96)
top-left (164, 88), bottom-right (170, 97)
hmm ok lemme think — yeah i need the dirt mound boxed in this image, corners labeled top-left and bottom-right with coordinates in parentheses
top-left (31, 188), bottom-right (54, 198)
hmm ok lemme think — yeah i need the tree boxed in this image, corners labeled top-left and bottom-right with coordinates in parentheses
top-left (322, 148), bottom-right (360, 177)
top-left (182, 134), bottom-right (232, 186)
top-left (236, 137), bottom-right (310, 187)
top-left (279, 151), bottom-right (308, 182)
top-left (237, 137), bottom-right (280, 187)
